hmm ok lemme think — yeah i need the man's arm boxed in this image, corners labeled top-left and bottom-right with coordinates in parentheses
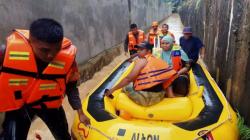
top-left (178, 60), bottom-right (191, 76)
top-left (105, 58), bottom-right (147, 96)
top-left (66, 61), bottom-right (90, 126)
top-left (197, 37), bottom-right (205, 59)
top-left (199, 47), bottom-right (205, 59)
top-left (65, 81), bottom-right (81, 110)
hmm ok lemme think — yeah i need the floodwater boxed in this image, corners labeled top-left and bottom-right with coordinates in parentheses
top-left (27, 14), bottom-right (185, 139)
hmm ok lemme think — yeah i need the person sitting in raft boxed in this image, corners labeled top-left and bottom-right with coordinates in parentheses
top-left (105, 41), bottom-right (182, 107)
top-left (161, 35), bottom-right (191, 97)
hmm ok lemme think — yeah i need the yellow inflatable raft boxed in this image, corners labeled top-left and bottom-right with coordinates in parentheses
top-left (71, 60), bottom-right (239, 140)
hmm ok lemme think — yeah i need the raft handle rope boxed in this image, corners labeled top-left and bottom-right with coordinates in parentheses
top-left (193, 64), bottom-right (233, 140)
top-left (78, 123), bottom-right (117, 140)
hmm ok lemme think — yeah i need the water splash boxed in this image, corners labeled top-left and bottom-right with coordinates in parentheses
top-left (225, 0), bottom-right (234, 61)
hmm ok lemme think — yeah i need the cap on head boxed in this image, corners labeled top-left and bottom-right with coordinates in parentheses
top-left (162, 35), bottom-right (174, 44)
top-left (30, 18), bottom-right (64, 44)
top-left (183, 27), bottom-right (192, 34)
top-left (152, 21), bottom-right (158, 27)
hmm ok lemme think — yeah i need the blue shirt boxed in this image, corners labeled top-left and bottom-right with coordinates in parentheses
top-left (179, 36), bottom-right (204, 62)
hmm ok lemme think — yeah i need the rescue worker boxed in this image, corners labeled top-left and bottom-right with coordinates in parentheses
top-left (105, 41), bottom-right (178, 106)
top-left (0, 18), bottom-right (90, 140)
top-left (148, 21), bottom-right (161, 45)
top-left (124, 23), bottom-right (145, 56)
top-left (180, 27), bottom-right (205, 63)
top-left (161, 35), bottom-right (191, 96)
top-left (159, 24), bottom-right (175, 41)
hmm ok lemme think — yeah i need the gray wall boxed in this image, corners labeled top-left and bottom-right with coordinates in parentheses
top-left (179, 0), bottom-right (250, 125)
top-left (130, 0), bottom-right (172, 30)
top-left (0, 0), bottom-right (172, 65)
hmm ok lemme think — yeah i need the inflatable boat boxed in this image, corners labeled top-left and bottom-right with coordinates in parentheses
top-left (71, 60), bottom-right (239, 140)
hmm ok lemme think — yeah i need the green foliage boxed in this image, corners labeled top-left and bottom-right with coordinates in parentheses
top-left (237, 112), bottom-right (250, 140)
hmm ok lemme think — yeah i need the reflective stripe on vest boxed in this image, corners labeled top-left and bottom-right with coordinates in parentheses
top-left (134, 54), bottom-right (177, 91)
top-left (39, 83), bottom-right (57, 90)
top-left (48, 60), bottom-right (66, 69)
top-left (128, 30), bottom-right (144, 51)
top-left (0, 29), bottom-right (76, 112)
top-left (9, 51), bottom-right (30, 60)
top-left (9, 78), bottom-right (29, 86)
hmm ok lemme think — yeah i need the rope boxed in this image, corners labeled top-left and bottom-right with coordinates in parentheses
top-left (77, 123), bottom-right (89, 139)
top-left (193, 118), bottom-right (230, 140)
top-left (78, 123), bottom-right (117, 140)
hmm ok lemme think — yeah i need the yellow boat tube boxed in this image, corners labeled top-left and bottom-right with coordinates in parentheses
top-left (71, 60), bottom-right (239, 140)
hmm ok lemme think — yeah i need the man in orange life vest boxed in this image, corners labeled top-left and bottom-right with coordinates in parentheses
top-left (147, 21), bottom-right (161, 46)
top-left (105, 41), bottom-right (180, 106)
top-left (0, 18), bottom-right (90, 140)
top-left (124, 23), bottom-right (145, 56)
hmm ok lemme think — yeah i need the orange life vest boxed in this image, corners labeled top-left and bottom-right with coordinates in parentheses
top-left (171, 45), bottom-right (182, 71)
top-left (128, 30), bottom-right (145, 51)
top-left (148, 29), bottom-right (161, 45)
top-left (134, 54), bottom-right (177, 91)
top-left (0, 29), bottom-right (77, 112)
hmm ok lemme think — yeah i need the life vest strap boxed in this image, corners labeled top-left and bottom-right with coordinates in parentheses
top-left (137, 68), bottom-right (174, 80)
top-left (26, 95), bottom-right (62, 109)
top-left (14, 90), bottom-right (22, 100)
top-left (150, 69), bottom-right (173, 77)
top-left (138, 68), bottom-right (171, 76)
top-left (1, 67), bottom-right (66, 80)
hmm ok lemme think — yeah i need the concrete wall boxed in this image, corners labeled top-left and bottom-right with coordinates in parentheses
top-left (0, 0), bottom-right (171, 65)
top-left (179, 0), bottom-right (250, 125)
top-left (130, 0), bottom-right (172, 30)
